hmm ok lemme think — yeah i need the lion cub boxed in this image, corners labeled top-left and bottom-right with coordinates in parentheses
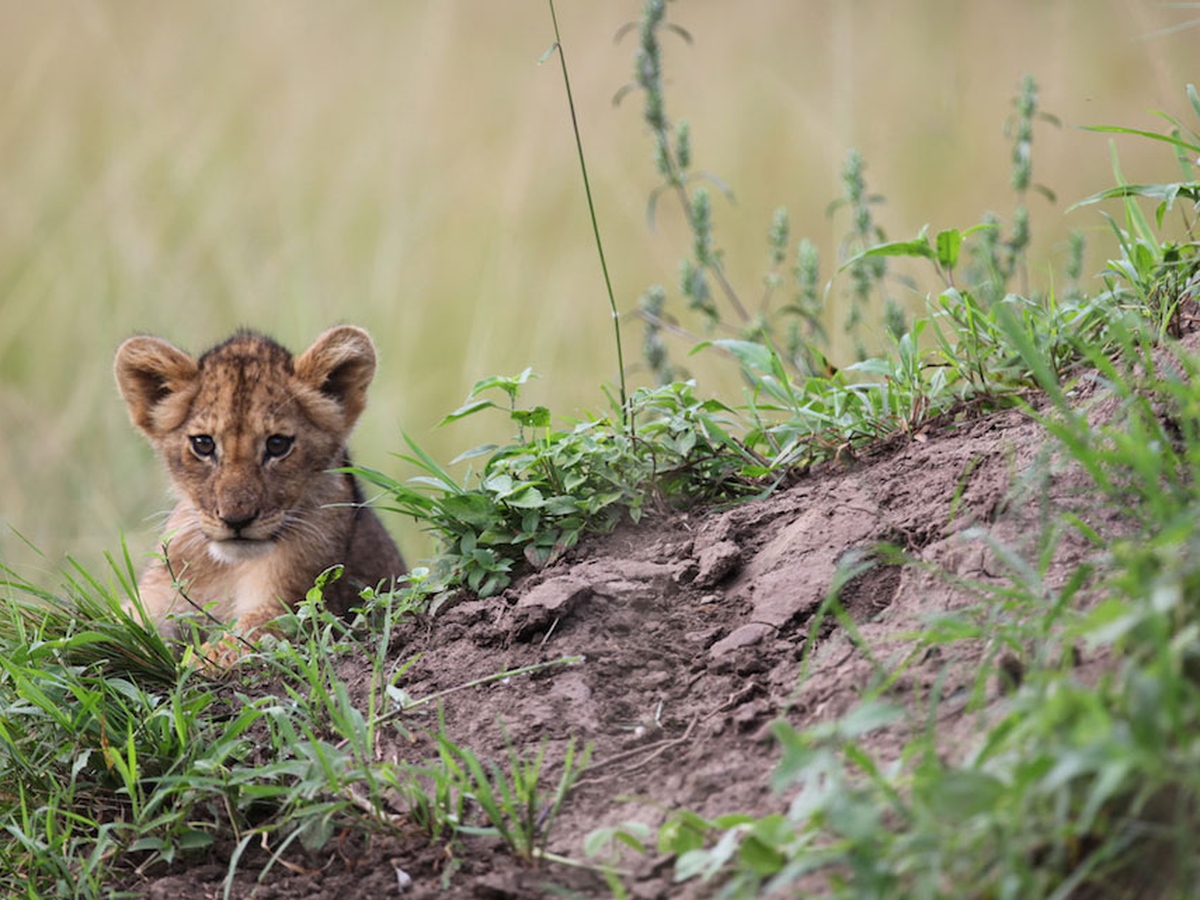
top-left (114, 326), bottom-right (405, 649)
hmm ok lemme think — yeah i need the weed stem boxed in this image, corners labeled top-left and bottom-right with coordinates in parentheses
top-left (547, 0), bottom-right (632, 434)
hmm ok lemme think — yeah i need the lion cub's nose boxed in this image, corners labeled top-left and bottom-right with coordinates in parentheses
top-left (220, 511), bottom-right (259, 533)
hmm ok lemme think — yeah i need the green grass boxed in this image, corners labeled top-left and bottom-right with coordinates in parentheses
top-left (0, 566), bottom-right (590, 896)
top-left (3, 3), bottom-right (1200, 897)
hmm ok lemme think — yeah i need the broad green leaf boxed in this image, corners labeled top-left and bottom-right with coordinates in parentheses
top-left (482, 473), bottom-right (514, 494)
top-left (468, 367), bottom-right (538, 400)
top-left (845, 358), bottom-right (894, 378)
top-left (178, 829), bottom-right (215, 851)
top-left (841, 234), bottom-right (935, 269)
top-left (440, 494), bottom-right (498, 529)
top-left (659, 810), bottom-right (712, 856)
top-left (439, 399), bottom-right (497, 425)
top-left (544, 496), bottom-right (582, 516)
top-left (1077, 597), bottom-right (1144, 648)
top-left (935, 228), bottom-right (962, 270)
top-left (739, 834), bottom-right (787, 876)
top-left (502, 484), bottom-right (545, 509)
top-left (512, 406), bottom-right (551, 428)
top-left (713, 339), bottom-right (776, 373)
top-left (923, 769), bottom-right (1006, 820)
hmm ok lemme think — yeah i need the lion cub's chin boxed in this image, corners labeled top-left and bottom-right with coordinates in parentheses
top-left (206, 539), bottom-right (277, 565)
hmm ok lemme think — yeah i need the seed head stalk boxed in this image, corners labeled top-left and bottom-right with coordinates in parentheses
top-left (547, 0), bottom-right (632, 434)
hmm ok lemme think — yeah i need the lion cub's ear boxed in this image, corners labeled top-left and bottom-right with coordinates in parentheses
top-left (114, 336), bottom-right (201, 436)
top-left (294, 326), bottom-right (378, 430)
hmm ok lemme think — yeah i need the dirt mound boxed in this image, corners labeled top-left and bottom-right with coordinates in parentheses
top-left (135, 388), bottom-right (1110, 899)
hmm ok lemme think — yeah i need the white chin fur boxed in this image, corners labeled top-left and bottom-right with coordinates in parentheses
top-left (207, 539), bottom-right (275, 564)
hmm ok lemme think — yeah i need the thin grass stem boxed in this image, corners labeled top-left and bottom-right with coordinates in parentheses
top-left (546, 0), bottom-right (632, 434)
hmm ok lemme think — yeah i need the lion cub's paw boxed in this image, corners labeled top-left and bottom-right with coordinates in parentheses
top-left (192, 633), bottom-right (255, 675)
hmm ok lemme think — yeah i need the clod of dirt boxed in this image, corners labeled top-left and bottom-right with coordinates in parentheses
top-left (513, 575), bottom-right (591, 640)
top-left (709, 621), bottom-right (774, 656)
top-left (693, 539), bottom-right (742, 587)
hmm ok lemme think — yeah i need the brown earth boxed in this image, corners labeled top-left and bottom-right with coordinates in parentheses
top-left (131, 368), bottom-right (1132, 900)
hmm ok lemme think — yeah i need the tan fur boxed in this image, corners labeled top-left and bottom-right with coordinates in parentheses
top-left (114, 326), bottom-right (405, 647)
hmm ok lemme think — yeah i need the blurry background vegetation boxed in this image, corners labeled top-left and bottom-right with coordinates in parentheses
top-left (0, 1), bottom-right (1195, 579)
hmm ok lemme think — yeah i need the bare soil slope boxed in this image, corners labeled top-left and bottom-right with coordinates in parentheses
top-left (138, 385), bottom-right (1114, 899)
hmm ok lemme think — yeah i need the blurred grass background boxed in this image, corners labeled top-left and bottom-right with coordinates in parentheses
top-left (0, 1), bottom-right (1195, 580)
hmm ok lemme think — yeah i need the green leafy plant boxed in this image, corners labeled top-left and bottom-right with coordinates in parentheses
top-left (1073, 87), bottom-right (1200, 339)
top-left (357, 373), bottom-right (760, 597)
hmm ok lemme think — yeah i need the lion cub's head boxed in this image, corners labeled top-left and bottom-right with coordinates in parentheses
top-left (114, 326), bottom-right (378, 564)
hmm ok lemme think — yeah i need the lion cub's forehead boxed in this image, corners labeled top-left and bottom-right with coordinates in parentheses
top-left (189, 334), bottom-right (301, 433)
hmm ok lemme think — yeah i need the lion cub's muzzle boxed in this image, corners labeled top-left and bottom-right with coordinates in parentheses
top-left (205, 519), bottom-right (281, 562)
top-left (204, 482), bottom-right (284, 561)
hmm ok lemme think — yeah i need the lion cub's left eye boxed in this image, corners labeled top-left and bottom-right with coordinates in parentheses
top-left (190, 435), bottom-right (216, 458)
top-left (264, 434), bottom-right (294, 460)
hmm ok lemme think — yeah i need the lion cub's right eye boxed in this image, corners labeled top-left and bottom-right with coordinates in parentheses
top-left (189, 435), bottom-right (217, 458)
top-left (264, 434), bottom-right (294, 460)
